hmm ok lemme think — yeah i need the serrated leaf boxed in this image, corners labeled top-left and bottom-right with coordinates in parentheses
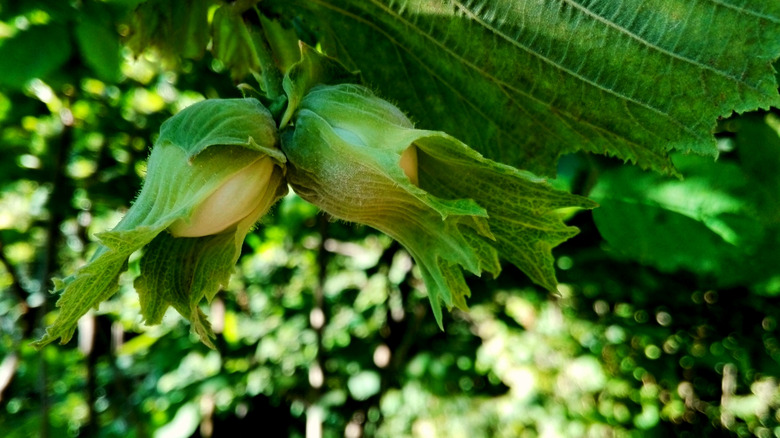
top-left (135, 231), bottom-right (237, 349)
top-left (279, 0), bottom-right (780, 176)
top-left (416, 139), bottom-right (593, 292)
top-left (31, 226), bottom-right (160, 348)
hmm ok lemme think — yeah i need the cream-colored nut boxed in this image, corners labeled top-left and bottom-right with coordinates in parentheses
top-left (400, 145), bottom-right (418, 186)
top-left (170, 156), bottom-right (274, 237)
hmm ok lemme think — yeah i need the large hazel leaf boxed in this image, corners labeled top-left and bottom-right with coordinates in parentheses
top-left (280, 0), bottom-right (780, 176)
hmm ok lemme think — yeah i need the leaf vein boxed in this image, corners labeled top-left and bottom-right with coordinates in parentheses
top-left (366, 0), bottom-right (678, 151)
top-left (707, 0), bottom-right (780, 24)
top-left (563, 0), bottom-right (764, 96)
top-left (452, 0), bottom-right (707, 142)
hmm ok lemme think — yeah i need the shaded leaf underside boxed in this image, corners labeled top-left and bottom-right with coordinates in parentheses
top-left (292, 0), bottom-right (780, 175)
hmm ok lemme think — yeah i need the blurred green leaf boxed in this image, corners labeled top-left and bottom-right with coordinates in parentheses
top-left (591, 125), bottom-right (780, 286)
top-left (348, 370), bottom-right (381, 400)
top-left (0, 23), bottom-right (70, 88)
top-left (125, 0), bottom-right (210, 62)
top-left (74, 2), bottom-right (122, 83)
top-left (103, 0), bottom-right (147, 7)
top-left (152, 401), bottom-right (200, 438)
top-left (733, 114), bottom-right (780, 222)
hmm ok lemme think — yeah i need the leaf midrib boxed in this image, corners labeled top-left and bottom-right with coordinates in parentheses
top-left (709, 0), bottom-right (780, 24)
top-left (561, 0), bottom-right (766, 94)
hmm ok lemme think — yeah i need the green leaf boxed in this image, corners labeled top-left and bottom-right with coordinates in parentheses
top-left (103, 0), bottom-right (147, 8)
top-left (279, 0), bottom-right (780, 176)
top-left (590, 118), bottom-right (780, 287)
top-left (135, 230), bottom-right (237, 349)
top-left (74, 2), bottom-right (122, 83)
top-left (260, 15), bottom-right (302, 75)
top-left (0, 23), bottom-right (71, 89)
top-left (416, 140), bottom-right (594, 292)
top-left (282, 84), bottom-right (594, 326)
top-left (125, 0), bottom-right (210, 62)
top-left (31, 226), bottom-right (161, 348)
top-left (157, 98), bottom-right (284, 160)
top-left (211, 5), bottom-right (261, 80)
top-left (731, 113), bottom-right (780, 222)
